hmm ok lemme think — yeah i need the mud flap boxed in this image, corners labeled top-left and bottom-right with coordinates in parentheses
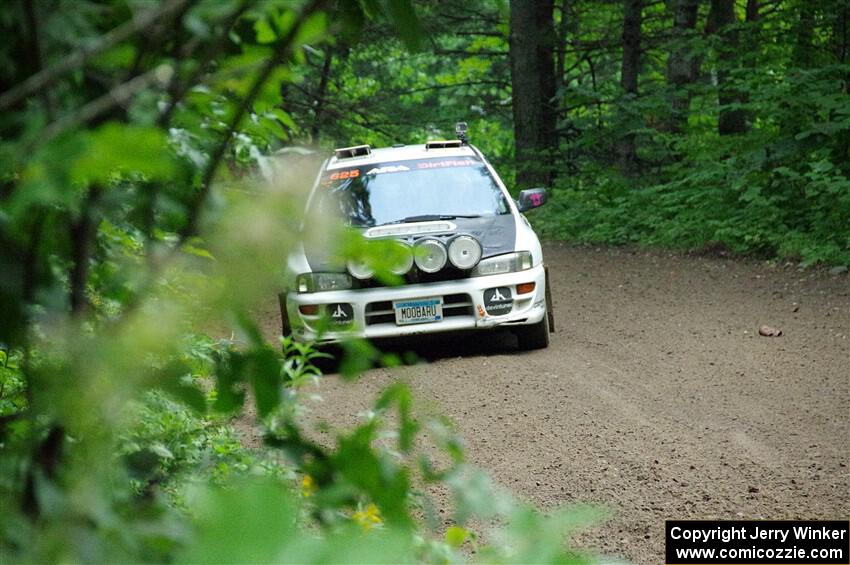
top-left (544, 264), bottom-right (555, 333)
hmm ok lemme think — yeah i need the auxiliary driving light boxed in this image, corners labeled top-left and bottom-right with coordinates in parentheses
top-left (390, 242), bottom-right (415, 275)
top-left (448, 235), bottom-right (482, 270)
top-left (413, 239), bottom-right (448, 273)
top-left (347, 259), bottom-right (374, 280)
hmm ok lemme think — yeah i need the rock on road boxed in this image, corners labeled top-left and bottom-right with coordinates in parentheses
top-left (256, 244), bottom-right (849, 564)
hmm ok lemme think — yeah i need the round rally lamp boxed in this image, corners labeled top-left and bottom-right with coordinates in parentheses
top-left (390, 242), bottom-right (414, 275)
top-left (448, 235), bottom-right (482, 270)
top-left (347, 259), bottom-right (374, 280)
top-left (413, 239), bottom-right (448, 273)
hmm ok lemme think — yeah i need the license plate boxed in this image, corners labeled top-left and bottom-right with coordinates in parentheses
top-left (393, 297), bottom-right (443, 325)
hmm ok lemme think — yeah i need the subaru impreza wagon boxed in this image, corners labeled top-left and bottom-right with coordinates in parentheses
top-left (280, 124), bottom-right (553, 350)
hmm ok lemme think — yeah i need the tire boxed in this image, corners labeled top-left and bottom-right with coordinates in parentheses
top-left (278, 293), bottom-right (292, 337)
top-left (544, 264), bottom-right (555, 333)
top-left (514, 309), bottom-right (550, 351)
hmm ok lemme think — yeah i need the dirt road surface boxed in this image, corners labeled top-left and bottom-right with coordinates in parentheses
top-left (255, 244), bottom-right (849, 564)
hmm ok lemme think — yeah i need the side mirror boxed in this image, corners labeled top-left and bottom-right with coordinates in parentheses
top-left (517, 188), bottom-right (548, 212)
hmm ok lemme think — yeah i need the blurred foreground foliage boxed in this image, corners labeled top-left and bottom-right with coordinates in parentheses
top-left (0, 1), bottom-right (599, 563)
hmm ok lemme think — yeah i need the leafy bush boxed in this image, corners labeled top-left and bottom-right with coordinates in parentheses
top-left (535, 61), bottom-right (850, 266)
top-left (0, 2), bottom-right (600, 563)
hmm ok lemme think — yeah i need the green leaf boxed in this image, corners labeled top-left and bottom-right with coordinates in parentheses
top-left (338, 0), bottom-right (367, 41)
top-left (166, 382), bottom-right (207, 414)
top-left (70, 123), bottom-right (176, 185)
top-left (213, 351), bottom-right (246, 413)
top-left (254, 17), bottom-right (276, 44)
top-left (156, 361), bottom-right (207, 414)
top-left (181, 242), bottom-right (215, 260)
top-left (339, 339), bottom-right (380, 379)
top-left (445, 526), bottom-right (469, 548)
top-left (380, 0), bottom-right (425, 51)
top-left (250, 348), bottom-right (281, 419)
top-left (270, 108), bottom-right (298, 130)
top-left (149, 443), bottom-right (174, 460)
top-left (333, 423), bottom-right (413, 528)
top-left (295, 12), bottom-right (327, 46)
top-left (90, 44), bottom-right (137, 71)
top-left (375, 382), bottom-right (418, 452)
top-left (177, 479), bottom-right (298, 563)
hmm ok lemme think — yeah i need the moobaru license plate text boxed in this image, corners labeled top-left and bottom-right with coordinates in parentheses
top-left (394, 298), bottom-right (443, 325)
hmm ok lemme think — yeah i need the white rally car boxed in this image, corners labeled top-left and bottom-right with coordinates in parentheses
top-left (281, 124), bottom-right (553, 350)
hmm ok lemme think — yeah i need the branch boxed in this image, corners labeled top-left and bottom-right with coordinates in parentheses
top-left (287, 98), bottom-right (396, 140)
top-left (451, 31), bottom-right (504, 37)
top-left (295, 78), bottom-right (508, 103)
top-left (0, 0), bottom-right (191, 112)
top-left (310, 47), bottom-right (334, 142)
top-left (387, 80), bottom-right (509, 96)
top-left (179, 0), bottom-right (326, 241)
top-left (20, 0), bottom-right (55, 120)
top-left (158, 0), bottom-right (254, 128)
top-left (433, 49), bottom-right (508, 57)
top-left (126, 0), bottom-right (195, 82)
top-left (101, 2), bottom-right (326, 324)
top-left (39, 66), bottom-right (172, 146)
top-left (436, 11), bottom-right (502, 26)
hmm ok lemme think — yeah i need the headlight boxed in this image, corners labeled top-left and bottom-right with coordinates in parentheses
top-left (414, 238), bottom-right (447, 273)
top-left (347, 259), bottom-right (374, 280)
top-left (448, 235), bottom-right (482, 270)
top-left (471, 251), bottom-right (533, 277)
top-left (296, 272), bottom-right (353, 293)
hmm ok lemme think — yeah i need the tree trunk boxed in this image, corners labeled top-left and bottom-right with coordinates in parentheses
top-left (839, 4), bottom-right (850, 98)
top-left (831, 3), bottom-right (850, 166)
top-left (706, 0), bottom-right (747, 135)
top-left (665, 0), bottom-right (700, 133)
top-left (617, 0), bottom-right (642, 174)
top-left (791, 0), bottom-right (816, 69)
top-left (310, 48), bottom-right (334, 144)
top-left (68, 186), bottom-right (102, 315)
top-left (509, 0), bottom-right (557, 188)
top-left (555, 0), bottom-right (579, 101)
top-left (831, 2), bottom-right (849, 70)
top-left (745, 0), bottom-right (759, 23)
top-left (554, 0), bottom-right (569, 100)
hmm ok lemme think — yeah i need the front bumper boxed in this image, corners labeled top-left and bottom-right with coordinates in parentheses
top-left (285, 264), bottom-right (547, 342)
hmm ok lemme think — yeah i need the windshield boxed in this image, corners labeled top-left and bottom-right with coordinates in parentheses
top-left (313, 157), bottom-right (510, 227)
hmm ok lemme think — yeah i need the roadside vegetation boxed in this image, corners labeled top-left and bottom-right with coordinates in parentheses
top-left (281, 0), bottom-right (850, 266)
top-left (0, 1), bottom-right (598, 562)
top-left (0, 0), bottom-right (846, 562)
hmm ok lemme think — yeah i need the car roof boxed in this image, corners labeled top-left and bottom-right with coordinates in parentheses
top-left (325, 143), bottom-right (479, 170)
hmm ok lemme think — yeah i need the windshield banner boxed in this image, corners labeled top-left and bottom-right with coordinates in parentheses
top-left (321, 157), bottom-right (480, 186)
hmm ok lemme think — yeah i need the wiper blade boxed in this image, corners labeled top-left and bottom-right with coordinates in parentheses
top-left (382, 214), bottom-right (481, 226)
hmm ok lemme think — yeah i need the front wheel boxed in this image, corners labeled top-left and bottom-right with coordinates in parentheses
top-left (278, 293), bottom-right (292, 337)
top-left (514, 311), bottom-right (550, 351)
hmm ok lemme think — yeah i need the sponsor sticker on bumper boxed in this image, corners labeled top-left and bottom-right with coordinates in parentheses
top-left (483, 287), bottom-right (512, 315)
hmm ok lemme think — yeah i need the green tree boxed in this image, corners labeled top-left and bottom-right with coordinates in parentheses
top-left (0, 1), bottom-right (603, 562)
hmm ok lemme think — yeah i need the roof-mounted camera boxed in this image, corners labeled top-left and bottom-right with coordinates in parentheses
top-left (455, 122), bottom-right (468, 144)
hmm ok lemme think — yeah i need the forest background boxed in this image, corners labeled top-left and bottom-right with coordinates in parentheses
top-left (0, 0), bottom-right (848, 563)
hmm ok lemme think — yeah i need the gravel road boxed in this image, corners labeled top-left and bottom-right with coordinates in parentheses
top-left (254, 244), bottom-right (849, 564)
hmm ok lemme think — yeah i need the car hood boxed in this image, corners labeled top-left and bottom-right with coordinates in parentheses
top-left (304, 214), bottom-right (517, 272)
